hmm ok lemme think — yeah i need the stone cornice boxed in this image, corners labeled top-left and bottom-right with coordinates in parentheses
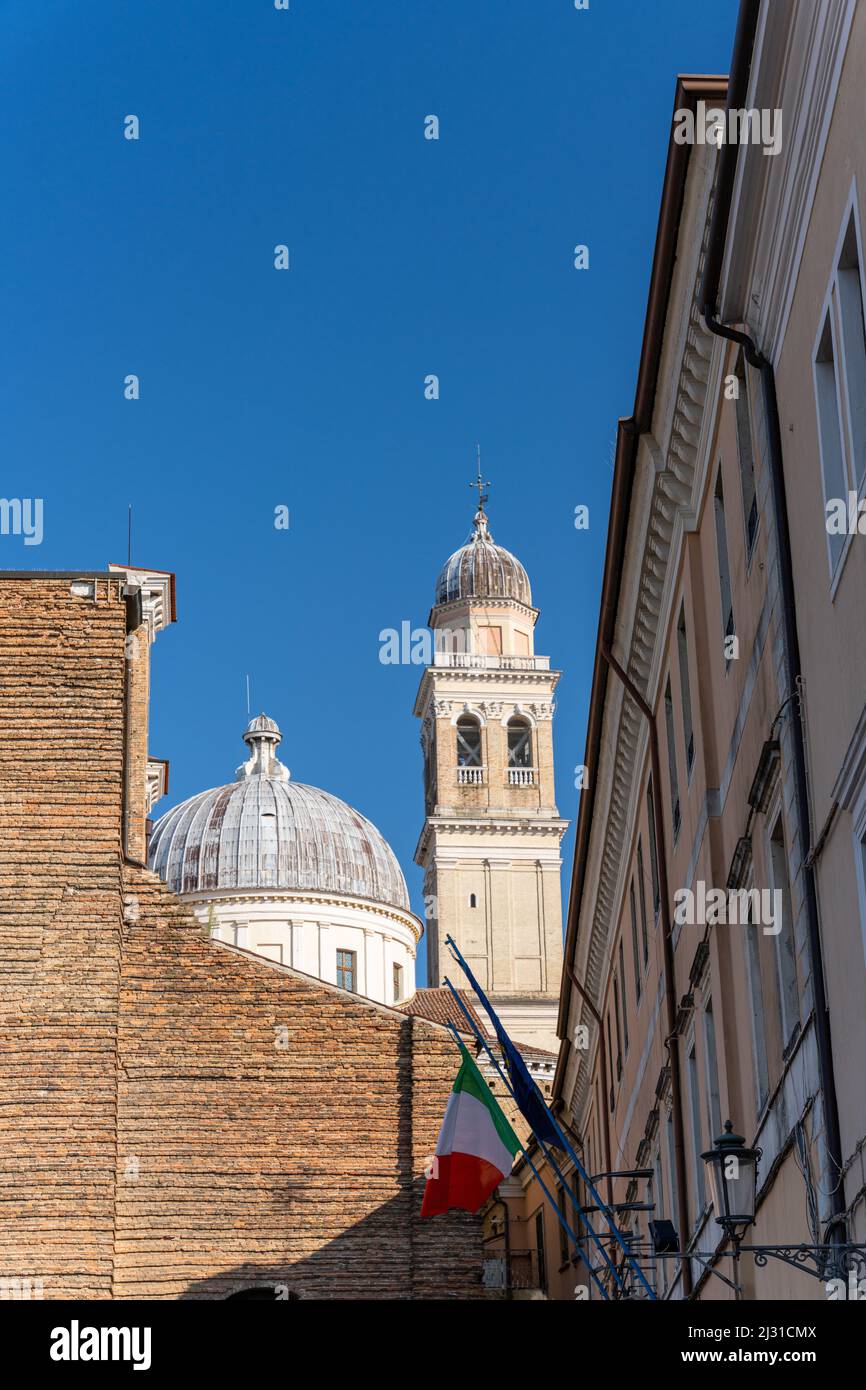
top-left (180, 886), bottom-right (424, 942)
top-left (108, 564), bottom-right (176, 644)
top-left (413, 667), bottom-right (560, 718)
top-left (566, 156), bottom-right (718, 1130)
top-left (415, 815), bottom-right (568, 864)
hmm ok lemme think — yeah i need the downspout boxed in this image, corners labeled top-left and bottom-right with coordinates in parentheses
top-left (565, 964), bottom-right (614, 1210)
top-left (699, 0), bottom-right (846, 1244)
top-left (600, 639), bottom-right (693, 1297)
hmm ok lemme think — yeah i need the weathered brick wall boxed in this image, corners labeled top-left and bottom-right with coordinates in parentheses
top-left (0, 577), bottom-right (483, 1300)
top-left (117, 868), bottom-right (483, 1299)
top-left (0, 576), bottom-right (127, 1298)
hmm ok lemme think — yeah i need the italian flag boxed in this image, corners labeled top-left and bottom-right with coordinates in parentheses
top-left (421, 1044), bottom-right (521, 1217)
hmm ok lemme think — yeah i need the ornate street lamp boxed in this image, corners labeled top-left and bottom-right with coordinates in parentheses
top-left (702, 1121), bottom-right (760, 1243)
top-left (700, 1117), bottom-right (866, 1294)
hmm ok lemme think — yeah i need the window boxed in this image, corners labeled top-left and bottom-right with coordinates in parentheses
top-left (506, 717), bottom-right (532, 767)
top-left (629, 881), bottom-right (642, 1005)
top-left (637, 840), bottom-right (649, 965)
top-left (814, 201), bottom-right (866, 579)
top-left (468, 892), bottom-right (477, 908)
top-left (571, 1170), bottom-right (581, 1259)
top-left (744, 883), bottom-right (770, 1113)
top-left (646, 783), bottom-right (660, 917)
top-left (456, 715), bottom-right (482, 767)
top-left (618, 940), bottom-right (629, 1054)
top-left (664, 679), bottom-right (681, 839)
top-left (535, 1210), bottom-right (547, 1294)
top-left (677, 606), bottom-right (695, 777)
top-left (557, 1187), bottom-right (569, 1265)
top-left (769, 814), bottom-right (799, 1051)
top-left (702, 999), bottom-right (722, 1145)
top-left (477, 625), bottom-right (502, 655)
top-left (686, 1040), bottom-right (706, 1223)
top-left (734, 350), bottom-right (758, 554)
top-left (393, 962), bottom-right (404, 1002)
top-left (714, 469), bottom-right (735, 662)
top-left (665, 1110), bottom-right (679, 1241)
top-left (336, 949), bottom-right (357, 992)
top-left (606, 1013), bottom-right (616, 1110)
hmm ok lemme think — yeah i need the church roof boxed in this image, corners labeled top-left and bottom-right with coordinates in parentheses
top-left (148, 715), bottom-right (410, 911)
top-left (434, 507), bottom-right (532, 608)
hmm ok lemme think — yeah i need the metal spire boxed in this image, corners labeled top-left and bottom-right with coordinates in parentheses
top-left (470, 443), bottom-right (492, 515)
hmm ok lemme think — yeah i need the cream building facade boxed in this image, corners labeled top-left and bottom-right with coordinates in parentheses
top-left (493, 1), bottom-right (866, 1300)
top-left (414, 500), bottom-right (568, 1052)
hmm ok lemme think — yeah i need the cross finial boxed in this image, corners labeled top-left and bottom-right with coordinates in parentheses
top-left (470, 443), bottom-right (492, 513)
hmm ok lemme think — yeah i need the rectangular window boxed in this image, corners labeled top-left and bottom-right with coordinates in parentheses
top-left (637, 839), bottom-right (649, 964)
top-left (629, 881), bottom-right (642, 1005)
top-left (478, 625), bottom-right (502, 655)
top-left (336, 949), bottom-right (357, 992)
top-left (702, 999), bottom-right (723, 1146)
top-left (815, 309), bottom-right (848, 575)
top-left (612, 980), bottom-right (623, 1080)
top-left (571, 1170), bottom-right (581, 1259)
top-left (664, 679), bottom-right (681, 839)
top-left (618, 940), bottom-right (629, 1054)
top-left (606, 1013), bottom-right (616, 1110)
top-left (647, 782), bottom-right (660, 917)
top-left (687, 1041), bottom-right (706, 1223)
top-left (837, 213), bottom-right (866, 490)
top-left (665, 1110), bottom-right (679, 1241)
top-left (813, 202), bottom-right (866, 582)
top-left (535, 1210), bottom-right (547, 1294)
top-left (734, 351), bottom-right (758, 554)
top-left (392, 962), bottom-right (404, 1002)
top-left (714, 469), bottom-right (735, 663)
top-left (769, 814), bottom-right (799, 1051)
top-left (557, 1186), bottom-right (569, 1265)
top-left (677, 606), bottom-right (695, 777)
top-left (744, 885), bottom-right (770, 1114)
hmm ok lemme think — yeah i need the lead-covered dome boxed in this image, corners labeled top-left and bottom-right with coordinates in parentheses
top-left (434, 508), bottom-right (532, 607)
top-left (148, 715), bottom-right (409, 910)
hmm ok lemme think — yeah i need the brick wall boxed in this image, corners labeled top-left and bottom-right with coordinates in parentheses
top-left (0, 576), bottom-right (484, 1300)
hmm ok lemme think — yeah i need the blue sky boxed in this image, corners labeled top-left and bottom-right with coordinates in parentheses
top-left (1, 0), bottom-right (737, 982)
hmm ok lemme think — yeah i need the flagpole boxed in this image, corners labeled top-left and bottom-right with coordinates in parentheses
top-left (442, 1022), bottom-right (610, 1301)
top-left (442, 984), bottom-right (625, 1298)
top-left (445, 935), bottom-right (657, 1301)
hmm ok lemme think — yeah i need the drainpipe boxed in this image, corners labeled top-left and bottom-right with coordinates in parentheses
top-left (600, 639), bottom-right (693, 1297)
top-left (565, 965), bottom-right (614, 1210)
top-left (699, 0), bottom-right (846, 1247)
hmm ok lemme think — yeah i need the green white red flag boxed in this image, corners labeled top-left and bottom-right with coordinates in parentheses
top-left (421, 1043), bottom-right (520, 1217)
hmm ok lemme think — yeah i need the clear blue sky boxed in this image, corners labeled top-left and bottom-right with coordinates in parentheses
top-left (2, 0), bottom-right (737, 983)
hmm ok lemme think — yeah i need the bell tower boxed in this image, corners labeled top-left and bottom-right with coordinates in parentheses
top-left (413, 474), bottom-right (567, 1052)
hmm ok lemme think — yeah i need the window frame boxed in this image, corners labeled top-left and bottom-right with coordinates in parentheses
top-left (812, 181), bottom-right (866, 596)
top-left (336, 948), bottom-right (357, 993)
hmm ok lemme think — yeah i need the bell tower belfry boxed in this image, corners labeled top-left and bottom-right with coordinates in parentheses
top-left (413, 474), bottom-right (568, 1052)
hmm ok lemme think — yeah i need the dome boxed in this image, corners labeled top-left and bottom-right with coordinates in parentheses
top-left (148, 715), bottom-right (410, 911)
top-left (434, 507), bottom-right (532, 607)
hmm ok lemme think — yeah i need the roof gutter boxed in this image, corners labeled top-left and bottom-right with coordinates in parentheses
top-left (698, 0), bottom-right (846, 1244)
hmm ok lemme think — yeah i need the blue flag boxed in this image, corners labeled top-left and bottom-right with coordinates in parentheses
top-left (452, 950), bottom-right (564, 1152)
